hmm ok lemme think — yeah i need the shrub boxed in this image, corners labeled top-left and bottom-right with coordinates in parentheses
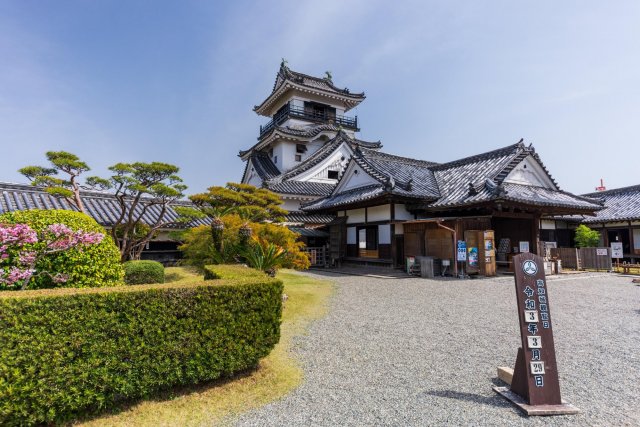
top-left (0, 209), bottom-right (123, 289)
top-left (124, 260), bottom-right (165, 284)
top-left (203, 264), bottom-right (268, 280)
top-left (574, 224), bottom-right (601, 248)
top-left (179, 215), bottom-right (310, 270)
top-left (0, 276), bottom-right (283, 425)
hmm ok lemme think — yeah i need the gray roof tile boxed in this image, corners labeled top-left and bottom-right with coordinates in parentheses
top-left (581, 185), bottom-right (640, 223)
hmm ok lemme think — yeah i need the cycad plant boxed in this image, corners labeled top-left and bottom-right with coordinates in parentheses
top-left (242, 237), bottom-right (287, 277)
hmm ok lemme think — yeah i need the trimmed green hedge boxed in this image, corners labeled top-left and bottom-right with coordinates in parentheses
top-left (124, 260), bottom-right (165, 284)
top-left (0, 209), bottom-right (123, 289)
top-left (204, 264), bottom-right (268, 281)
top-left (0, 277), bottom-right (283, 425)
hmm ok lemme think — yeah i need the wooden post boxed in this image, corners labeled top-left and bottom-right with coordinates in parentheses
top-left (493, 253), bottom-right (579, 415)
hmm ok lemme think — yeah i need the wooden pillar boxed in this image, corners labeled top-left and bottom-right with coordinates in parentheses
top-left (629, 221), bottom-right (634, 257)
top-left (602, 223), bottom-right (609, 247)
top-left (532, 215), bottom-right (541, 256)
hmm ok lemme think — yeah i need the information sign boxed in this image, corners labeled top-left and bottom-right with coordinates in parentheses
top-left (611, 242), bottom-right (623, 259)
top-left (492, 252), bottom-right (581, 415)
top-left (596, 248), bottom-right (608, 256)
top-left (519, 241), bottom-right (530, 253)
top-left (457, 240), bottom-right (467, 262)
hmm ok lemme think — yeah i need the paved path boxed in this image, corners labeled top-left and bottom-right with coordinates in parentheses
top-left (236, 272), bottom-right (640, 426)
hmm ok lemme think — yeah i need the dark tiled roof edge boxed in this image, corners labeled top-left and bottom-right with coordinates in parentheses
top-left (582, 184), bottom-right (640, 197)
top-left (430, 141), bottom-right (525, 171)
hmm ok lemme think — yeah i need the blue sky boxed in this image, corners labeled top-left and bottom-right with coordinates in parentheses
top-left (1, 1), bottom-right (639, 195)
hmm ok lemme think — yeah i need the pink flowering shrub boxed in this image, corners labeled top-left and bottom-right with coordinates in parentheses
top-left (0, 210), bottom-right (123, 290)
top-left (0, 222), bottom-right (104, 289)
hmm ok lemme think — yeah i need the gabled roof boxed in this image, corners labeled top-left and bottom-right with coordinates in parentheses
top-left (303, 148), bottom-right (441, 211)
top-left (254, 63), bottom-right (365, 116)
top-left (239, 123), bottom-right (381, 159)
top-left (244, 152), bottom-right (280, 181)
top-left (276, 130), bottom-right (372, 181)
top-left (303, 141), bottom-right (603, 214)
top-left (0, 182), bottom-right (208, 229)
top-left (580, 184), bottom-right (640, 223)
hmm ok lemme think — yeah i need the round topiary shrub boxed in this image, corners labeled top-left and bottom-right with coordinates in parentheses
top-left (124, 260), bottom-right (165, 284)
top-left (0, 209), bottom-right (124, 289)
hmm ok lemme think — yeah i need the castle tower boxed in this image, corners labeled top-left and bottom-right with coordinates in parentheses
top-left (240, 62), bottom-right (381, 218)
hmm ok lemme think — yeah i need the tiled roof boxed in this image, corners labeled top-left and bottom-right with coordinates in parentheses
top-left (254, 64), bottom-right (365, 115)
top-left (580, 184), bottom-right (640, 223)
top-left (265, 180), bottom-right (334, 197)
top-left (353, 148), bottom-right (440, 199)
top-left (0, 182), bottom-right (209, 229)
top-left (239, 123), bottom-right (381, 158)
top-left (247, 152), bottom-right (280, 180)
top-left (303, 141), bottom-right (603, 214)
top-left (501, 183), bottom-right (602, 210)
top-left (288, 227), bottom-right (329, 238)
top-left (428, 142), bottom-right (529, 208)
top-left (303, 184), bottom-right (386, 211)
top-left (285, 211), bottom-right (335, 224)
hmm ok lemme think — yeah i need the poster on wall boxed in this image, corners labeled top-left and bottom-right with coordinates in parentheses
top-left (519, 241), bottom-right (530, 253)
top-left (611, 242), bottom-right (623, 259)
top-left (468, 247), bottom-right (479, 267)
top-left (457, 240), bottom-right (467, 262)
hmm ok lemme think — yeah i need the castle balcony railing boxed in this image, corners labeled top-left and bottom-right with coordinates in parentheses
top-left (260, 103), bottom-right (358, 137)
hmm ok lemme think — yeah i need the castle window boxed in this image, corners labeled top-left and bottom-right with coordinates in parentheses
top-left (274, 156), bottom-right (278, 164)
top-left (328, 170), bottom-right (339, 179)
top-left (295, 154), bottom-right (302, 162)
top-left (296, 144), bottom-right (307, 153)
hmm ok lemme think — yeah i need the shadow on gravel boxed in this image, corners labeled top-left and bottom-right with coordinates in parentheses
top-left (421, 389), bottom-right (514, 410)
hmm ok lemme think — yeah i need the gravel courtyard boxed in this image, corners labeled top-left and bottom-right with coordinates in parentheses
top-left (236, 272), bottom-right (639, 426)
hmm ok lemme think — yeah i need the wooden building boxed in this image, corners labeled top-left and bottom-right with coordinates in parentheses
top-left (302, 142), bottom-right (603, 272)
top-left (578, 185), bottom-right (640, 262)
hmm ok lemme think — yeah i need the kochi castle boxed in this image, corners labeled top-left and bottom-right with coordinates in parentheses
top-left (239, 61), bottom-right (381, 224)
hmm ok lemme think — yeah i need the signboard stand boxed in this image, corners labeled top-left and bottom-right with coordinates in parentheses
top-left (493, 253), bottom-right (579, 416)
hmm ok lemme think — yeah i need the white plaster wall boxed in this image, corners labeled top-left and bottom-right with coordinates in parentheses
top-left (347, 226), bottom-right (356, 244)
top-left (540, 220), bottom-right (556, 230)
top-left (281, 199), bottom-right (301, 211)
top-left (504, 156), bottom-right (556, 189)
top-left (395, 204), bottom-right (414, 220)
top-left (395, 223), bottom-right (404, 235)
top-left (339, 165), bottom-right (378, 191)
top-left (368, 204), bottom-right (391, 222)
top-left (347, 208), bottom-right (366, 224)
top-left (378, 224), bottom-right (391, 244)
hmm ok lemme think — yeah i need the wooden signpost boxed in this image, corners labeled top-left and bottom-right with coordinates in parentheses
top-left (493, 253), bottom-right (579, 416)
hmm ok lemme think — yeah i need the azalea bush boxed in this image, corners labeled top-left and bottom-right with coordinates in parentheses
top-left (0, 210), bottom-right (124, 289)
top-left (0, 222), bottom-right (104, 290)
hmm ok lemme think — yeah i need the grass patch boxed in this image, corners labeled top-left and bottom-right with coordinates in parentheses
top-left (73, 268), bottom-right (333, 427)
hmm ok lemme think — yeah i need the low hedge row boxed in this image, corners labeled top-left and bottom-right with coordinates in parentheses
top-left (124, 260), bottom-right (165, 284)
top-left (0, 276), bottom-right (283, 425)
top-left (204, 264), bottom-right (267, 281)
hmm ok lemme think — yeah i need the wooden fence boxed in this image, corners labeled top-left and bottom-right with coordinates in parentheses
top-left (550, 247), bottom-right (612, 271)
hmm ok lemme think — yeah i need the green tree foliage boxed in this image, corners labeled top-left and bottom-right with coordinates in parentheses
top-left (89, 162), bottom-right (187, 262)
top-left (19, 151), bottom-right (91, 213)
top-left (179, 215), bottom-right (310, 271)
top-left (574, 224), bottom-right (601, 248)
top-left (20, 152), bottom-right (187, 262)
top-left (181, 183), bottom-right (287, 253)
top-left (0, 209), bottom-right (123, 289)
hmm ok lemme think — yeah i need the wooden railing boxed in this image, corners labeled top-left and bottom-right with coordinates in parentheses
top-left (260, 103), bottom-right (358, 136)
